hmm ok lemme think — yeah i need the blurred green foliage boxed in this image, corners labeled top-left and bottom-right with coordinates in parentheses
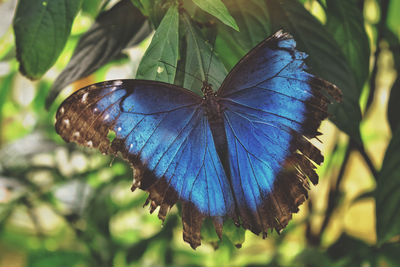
top-left (1, 0), bottom-right (399, 266)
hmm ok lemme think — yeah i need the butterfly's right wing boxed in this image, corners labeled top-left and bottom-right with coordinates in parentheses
top-left (217, 31), bottom-right (341, 236)
top-left (55, 80), bottom-right (235, 248)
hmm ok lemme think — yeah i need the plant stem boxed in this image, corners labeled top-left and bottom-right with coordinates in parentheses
top-left (356, 142), bottom-right (379, 179)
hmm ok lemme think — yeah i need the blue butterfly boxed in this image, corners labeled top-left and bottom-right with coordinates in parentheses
top-left (55, 30), bottom-right (341, 248)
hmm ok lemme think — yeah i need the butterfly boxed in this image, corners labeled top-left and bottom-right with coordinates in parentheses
top-left (55, 30), bottom-right (341, 248)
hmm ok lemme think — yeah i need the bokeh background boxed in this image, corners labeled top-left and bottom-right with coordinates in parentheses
top-left (1, 0), bottom-right (399, 266)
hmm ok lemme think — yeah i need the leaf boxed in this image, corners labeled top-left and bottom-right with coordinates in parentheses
top-left (0, 73), bottom-right (15, 135)
top-left (387, 77), bottom-right (400, 132)
top-left (295, 248), bottom-right (335, 267)
top-left (131, 0), bottom-right (169, 28)
top-left (13, 0), bottom-right (82, 79)
top-left (28, 251), bottom-right (85, 267)
top-left (327, 234), bottom-right (377, 266)
top-left (180, 12), bottom-right (227, 95)
top-left (136, 5), bottom-right (179, 84)
top-left (387, 0), bottom-right (400, 37)
top-left (220, 0), bottom-right (271, 52)
top-left (81, 0), bottom-right (104, 17)
top-left (222, 219), bottom-right (245, 248)
top-left (376, 125), bottom-right (400, 245)
top-left (382, 28), bottom-right (400, 134)
top-left (215, 0), bottom-right (271, 70)
top-left (45, 0), bottom-right (150, 108)
top-left (326, 0), bottom-right (370, 90)
top-left (192, 0), bottom-right (239, 31)
top-left (266, 0), bottom-right (363, 145)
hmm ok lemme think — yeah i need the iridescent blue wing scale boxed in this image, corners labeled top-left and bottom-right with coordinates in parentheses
top-left (55, 80), bottom-right (236, 248)
top-left (217, 31), bottom-right (341, 235)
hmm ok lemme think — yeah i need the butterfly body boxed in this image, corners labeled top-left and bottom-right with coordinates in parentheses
top-left (55, 31), bottom-right (341, 248)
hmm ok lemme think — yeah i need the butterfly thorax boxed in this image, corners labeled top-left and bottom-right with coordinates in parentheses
top-left (201, 81), bottom-right (222, 123)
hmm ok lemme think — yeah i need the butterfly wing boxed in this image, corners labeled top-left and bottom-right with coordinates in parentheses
top-left (217, 31), bottom-right (341, 235)
top-left (55, 80), bottom-right (235, 248)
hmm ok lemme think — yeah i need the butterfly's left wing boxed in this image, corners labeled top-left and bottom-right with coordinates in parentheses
top-left (217, 31), bottom-right (341, 236)
top-left (55, 80), bottom-right (235, 248)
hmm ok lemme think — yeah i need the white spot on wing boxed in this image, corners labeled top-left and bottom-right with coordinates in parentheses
top-left (104, 114), bottom-right (110, 120)
top-left (130, 144), bottom-right (133, 149)
top-left (93, 107), bottom-right (98, 112)
top-left (86, 141), bottom-right (93, 147)
top-left (111, 86), bottom-right (117, 91)
top-left (113, 80), bottom-right (123, 86)
top-left (73, 132), bottom-right (80, 138)
top-left (59, 107), bottom-right (65, 115)
top-left (63, 119), bottom-right (70, 128)
top-left (81, 92), bottom-right (88, 103)
top-left (117, 127), bottom-right (122, 132)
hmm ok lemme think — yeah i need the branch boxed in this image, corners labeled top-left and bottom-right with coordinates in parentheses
top-left (355, 142), bottom-right (379, 179)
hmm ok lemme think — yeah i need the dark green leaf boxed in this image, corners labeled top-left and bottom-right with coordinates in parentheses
top-left (376, 125), bottom-right (400, 245)
top-left (379, 242), bottom-right (400, 266)
top-left (295, 248), bottom-right (335, 267)
top-left (387, 77), bottom-right (400, 132)
top-left (46, 0), bottom-right (150, 108)
top-left (192, 0), bottom-right (239, 31)
top-left (221, 0), bottom-right (271, 52)
top-left (136, 5), bottom-right (179, 83)
top-left (13, 0), bottom-right (82, 79)
top-left (327, 234), bottom-right (376, 266)
top-left (81, 0), bottom-right (104, 17)
top-left (326, 0), bottom-right (370, 89)
top-left (215, 0), bottom-right (271, 70)
top-left (28, 251), bottom-right (85, 267)
top-left (180, 13), bottom-right (227, 95)
top-left (266, 0), bottom-right (362, 145)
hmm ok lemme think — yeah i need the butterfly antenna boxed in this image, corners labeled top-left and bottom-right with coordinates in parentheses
top-left (205, 38), bottom-right (216, 84)
top-left (159, 60), bottom-right (203, 84)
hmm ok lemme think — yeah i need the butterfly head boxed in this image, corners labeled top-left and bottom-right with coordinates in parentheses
top-left (201, 80), bottom-right (215, 98)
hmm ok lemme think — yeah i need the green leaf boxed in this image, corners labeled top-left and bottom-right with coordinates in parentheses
top-left (192, 0), bottom-right (239, 31)
top-left (180, 13), bottom-right (227, 95)
top-left (326, 0), bottom-right (370, 90)
top-left (136, 5), bottom-right (179, 84)
top-left (222, 220), bottom-right (245, 248)
top-left (221, 0), bottom-right (271, 52)
top-left (132, 0), bottom-right (168, 27)
top-left (387, 0), bottom-right (400, 37)
top-left (376, 125), bottom-right (400, 245)
top-left (13, 0), bottom-right (82, 79)
top-left (201, 218), bottom-right (220, 245)
top-left (46, 0), bottom-right (150, 108)
top-left (266, 0), bottom-right (362, 145)
top-left (28, 250), bottom-right (85, 267)
top-left (215, 0), bottom-right (271, 70)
